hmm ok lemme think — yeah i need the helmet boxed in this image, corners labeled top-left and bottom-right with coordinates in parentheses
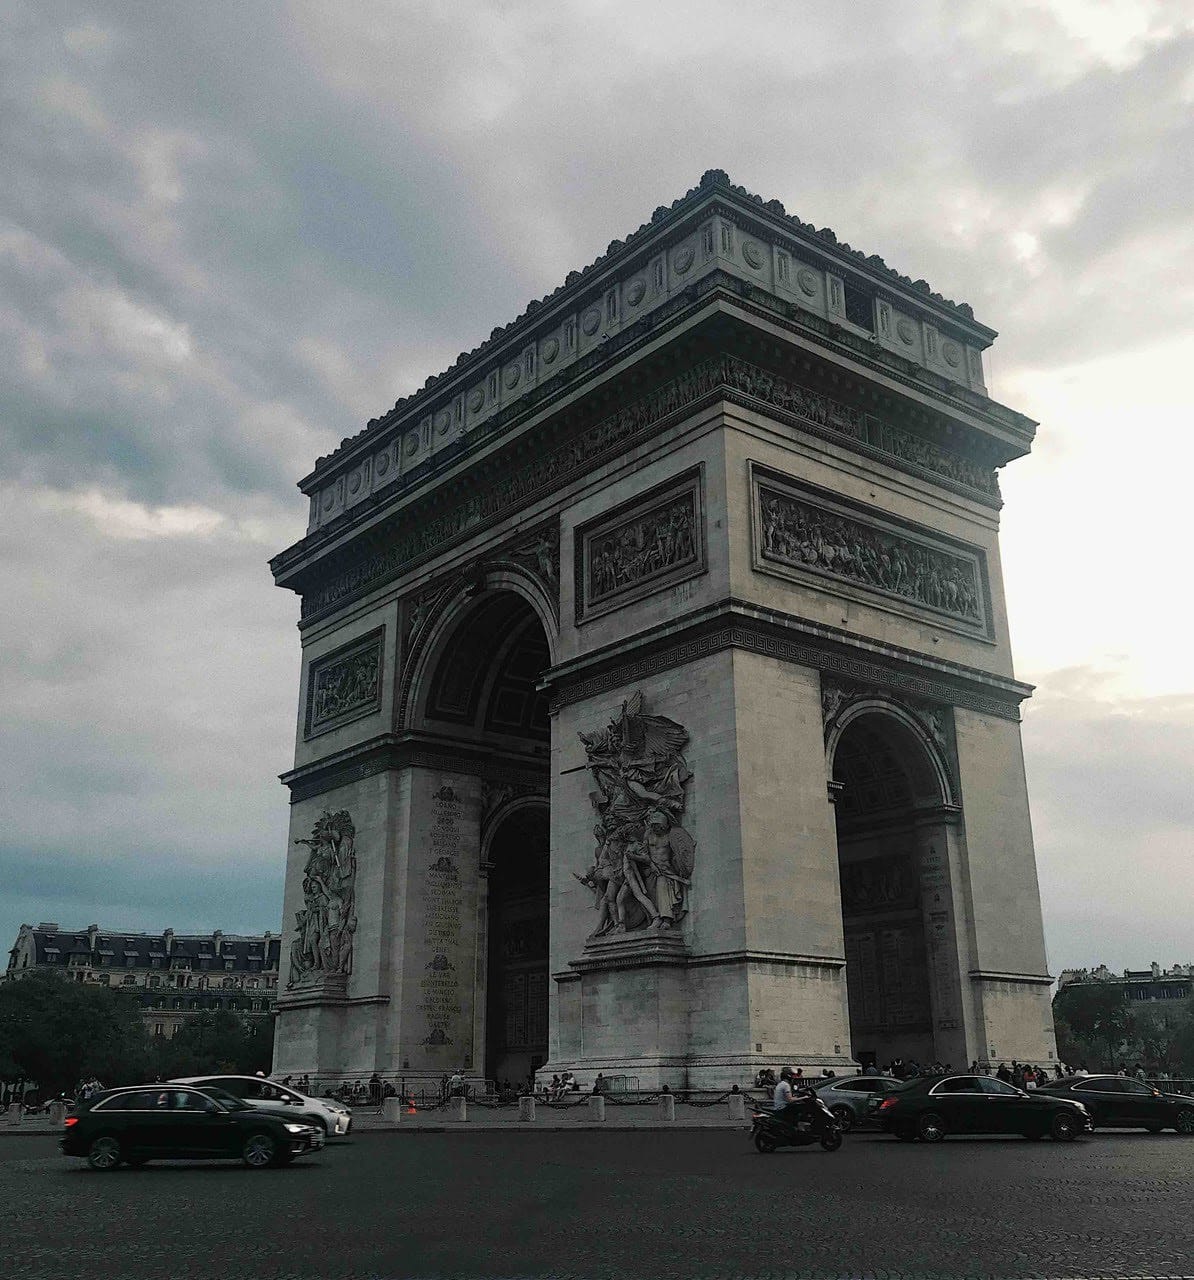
top-left (780, 1066), bottom-right (796, 1081)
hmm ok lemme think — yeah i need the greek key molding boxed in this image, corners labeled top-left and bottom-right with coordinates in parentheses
top-left (576, 467), bottom-right (705, 622)
top-left (548, 604), bottom-right (1025, 722)
top-left (304, 628), bottom-right (384, 740)
top-left (295, 351), bottom-right (998, 624)
top-left (751, 464), bottom-right (993, 640)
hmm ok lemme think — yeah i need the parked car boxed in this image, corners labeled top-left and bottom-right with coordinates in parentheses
top-left (171, 1074), bottom-right (352, 1136)
top-left (812, 1075), bottom-right (903, 1131)
top-left (876, 1074), bottom-right (1092, 1142)
top-left (1034, 1075), bottom-right (1194, 1134)
top-left (61, 1084), bottom-right (324, 1170)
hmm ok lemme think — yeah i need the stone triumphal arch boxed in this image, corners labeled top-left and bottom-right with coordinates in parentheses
top-left (271, 171), bottom-right (1056, 1088)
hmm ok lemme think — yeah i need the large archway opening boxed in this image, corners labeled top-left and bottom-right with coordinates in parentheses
top-left (484, 802), bottom-right (549, 1087)
top-left (830, 710), bottom-right (947, 1070)
top-left (418, 586), bottom-right (552, 1092)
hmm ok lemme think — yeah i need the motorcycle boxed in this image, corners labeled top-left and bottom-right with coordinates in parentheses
top-left (751, 1090), bottom-right (843, 1153)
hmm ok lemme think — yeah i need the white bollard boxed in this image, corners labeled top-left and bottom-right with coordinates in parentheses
top-left (381, 1096), bottom-right (403, 1124)
top-left (657, 1094), bottom-right (676, 1122)
top-left (587, 1095), bottom-right (606, 1121)
top-left (449, 1096), bottom-right (467, 1122)
top-left (727, 1093), bottom-right (746, 1120)
top-left (49, 1102), bottom-right (66, 1127)
top-left (518, 1095), bottom-right (536, 1122)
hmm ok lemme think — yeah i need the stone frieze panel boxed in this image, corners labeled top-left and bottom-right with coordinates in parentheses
top-left (576, 468), bottom-right (705, 622)
top-left (751, 465), bottom-right (992, 638)
top-left (300, 355), bottom-right (997, 622)
top-left (304, 628), bottom-right (384, 739)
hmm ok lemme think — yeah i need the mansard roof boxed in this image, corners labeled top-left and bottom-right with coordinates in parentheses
top-left (309, 169), bottom-right (995, 477)
top-left (10, 924), bottom-right (281, 971)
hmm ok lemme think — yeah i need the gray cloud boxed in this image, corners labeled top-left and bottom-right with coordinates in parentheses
top-left (1, 1), bottom-right (1190, 967)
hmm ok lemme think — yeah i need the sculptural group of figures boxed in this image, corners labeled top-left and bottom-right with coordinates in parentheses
top-left (589, 499), bottom-right (696, 601)
top-left (288, 809), bottom-right (358, 987)
top-left (311, 651), bottom-right (378, 725)
top-left (760, 491), bottom-right (980, 620)
top-left (574, 693), bottom-right (696, 937)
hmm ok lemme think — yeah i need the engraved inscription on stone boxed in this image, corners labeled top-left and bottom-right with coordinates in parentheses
top-left (755, 473), bottom-right (986, 629)
top-left (578, 470), bottom-right (704, 620)
top-left (305, 630), bottom-right (382, 737)
top-left (419, 784), bottom-right (465, 1047)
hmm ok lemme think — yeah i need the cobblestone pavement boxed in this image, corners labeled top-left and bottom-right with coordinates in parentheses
top-left (4, 1129), bottom-right (1194, 1280)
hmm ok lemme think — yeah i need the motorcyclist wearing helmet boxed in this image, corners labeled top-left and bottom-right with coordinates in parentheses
top-left (772, 1067), bottom-right (800, 1120)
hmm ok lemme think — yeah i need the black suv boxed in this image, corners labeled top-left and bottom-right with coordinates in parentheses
top-left (61, 1084), bottom-right (324, 1170)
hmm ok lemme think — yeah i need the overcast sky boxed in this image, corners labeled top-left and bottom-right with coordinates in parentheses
top-left (2, 1), bottom-right (1192, 975)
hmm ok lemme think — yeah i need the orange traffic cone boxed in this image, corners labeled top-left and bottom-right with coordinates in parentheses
top-left (406, 1095), bottom-right (417, 1115)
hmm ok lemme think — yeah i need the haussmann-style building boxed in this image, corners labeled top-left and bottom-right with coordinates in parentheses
top-left (269, 170), bottom-right (1057, 1090)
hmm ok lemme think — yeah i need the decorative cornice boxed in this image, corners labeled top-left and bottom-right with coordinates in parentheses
top-left (547, 599), bottom-right (1032, 721)
top-left (969, 970), bottom-right (1054, 986)
top-left (308, 170), bottom-right (992, 480)
top-left (281, 732), bottom-right (548, 805)
top-left (283, 339), bottom-right (1007, 626)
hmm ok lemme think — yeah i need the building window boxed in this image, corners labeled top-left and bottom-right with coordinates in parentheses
top-left (843, 280), bottom-right (875, 330)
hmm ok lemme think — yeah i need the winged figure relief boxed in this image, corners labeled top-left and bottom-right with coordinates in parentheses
top-left (574, 692), bottom-right (696, 938)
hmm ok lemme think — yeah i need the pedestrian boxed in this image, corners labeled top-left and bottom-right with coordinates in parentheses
top-left (996, 1062), bottom-right (1012, 1083)
top-left (369, 1071), bottom-right (381, 1104)
top-left (449, 1069), bottom-right (464, 1097)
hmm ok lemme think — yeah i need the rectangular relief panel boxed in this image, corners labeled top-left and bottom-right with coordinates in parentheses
top-left (303, 627), bottom-right (385, 739)
top-left (749, 463), bottom-right (993, 640)
top-left (575, 465), bottom-right (706, 622)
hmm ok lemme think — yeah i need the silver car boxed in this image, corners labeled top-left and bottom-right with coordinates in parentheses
top-left (172, 1074), bottom-right (353, 1137)
top-left (812, 1075), bottom-right (903, 1131)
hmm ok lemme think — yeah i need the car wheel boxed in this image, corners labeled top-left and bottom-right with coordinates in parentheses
top-left (830, 1105), bottom-right (854, 1133)
top-left (1176, 1108), bottom-right (1194, 1135)
top-left (1050, 1110), bottom-right (1079, 1142)
top-left (86, 1135), bottom-right (123, 1171)
top-left (754, 1132), bottom-right (777, 1154)
top-left (917, 1112), bottom-right (946, 1143)
top-left (820, 1129), bottom-right (842, 1152)
top-left (241, 1131), bottom-right (278, 1168)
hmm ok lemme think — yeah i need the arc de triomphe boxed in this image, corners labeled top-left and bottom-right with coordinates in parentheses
top-left (270, 170), bottom-right (1056, 1089)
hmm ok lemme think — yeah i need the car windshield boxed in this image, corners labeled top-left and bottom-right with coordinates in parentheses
top-left (195, 1085), bottom-right (250, 1112)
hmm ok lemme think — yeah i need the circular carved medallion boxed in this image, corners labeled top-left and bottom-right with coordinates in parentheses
top-left (797, 268), bottom-right (818, 297)
top-left (435, 410), bottom-right (451, 435)
top-left (741, 240), bottom-right (764, 269)
top-left (673, 246), bottom-right (695, 274)
top-left (467, 387), bottom-right (484, 412)
top-left (943, 340), bottom-right (962, 368)
top-left (896, 318), bottom-right (916, 344)
top-left (375, 452), bottom-right (389, 477)
top-left (403, 432), bottom-right (419, 457)
top-left (503, 363), bottom-right (520, 389)
top-left (348, 471), bottom-right (362, 494)
top-left (581, 308), bottom-right (601, 336)
top-left (541, 336), bottom-right (559, 364)
top-left (626, 279), bottom-right (646, 307)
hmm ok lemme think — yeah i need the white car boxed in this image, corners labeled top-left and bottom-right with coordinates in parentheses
top-left (172, 1075), bottom-right (353, 1137)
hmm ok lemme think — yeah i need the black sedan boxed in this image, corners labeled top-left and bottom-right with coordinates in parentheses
top-left (61, 1084), bottom-right (324, 1170)
top-left (876, 1074), bottom-right (1092, 1142)
top-left (1035, 1075), bottom-right (1194, 1134)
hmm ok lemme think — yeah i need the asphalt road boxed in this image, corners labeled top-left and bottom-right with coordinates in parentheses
top-left (4, 1128), bottom-right (1193, 1280)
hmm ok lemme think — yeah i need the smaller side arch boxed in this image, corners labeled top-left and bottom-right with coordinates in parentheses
top-left (826, 697), bottom-right (955, 810)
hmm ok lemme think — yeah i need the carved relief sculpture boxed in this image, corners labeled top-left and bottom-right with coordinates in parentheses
top-left (305, 631), bottom-right (383, 737)
top-left (578, 470), bottom-right (705, 620)
top-left (573, 692), bottom-right (696, 936)
top-left (758, 480), bottom-right (985, 628)
top-left (288, 809), bottom-right (358, 988)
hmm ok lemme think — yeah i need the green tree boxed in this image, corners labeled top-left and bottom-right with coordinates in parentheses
top-left (0, 971), bottom-right (152, 1095)
top-left (152, 1008), bottom-right (274, 1079)
top-left (1052, 983), bottom-right (1136, 1070)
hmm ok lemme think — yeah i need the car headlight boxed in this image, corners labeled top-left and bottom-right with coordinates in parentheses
top-left (284, 1123), bottom-right (310, 1134)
